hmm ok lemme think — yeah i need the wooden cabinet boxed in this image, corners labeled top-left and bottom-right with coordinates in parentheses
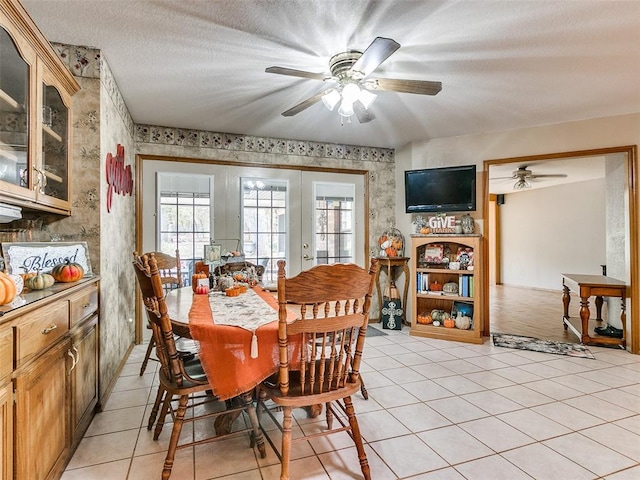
top-left (14, 338), bottom-right (70, 480)
top-left (0, 0), bottom-right (79, 215)
top-left (410, 235), bottom-right (484, 344)
top-left (0, 278), bottom-right (99, 480)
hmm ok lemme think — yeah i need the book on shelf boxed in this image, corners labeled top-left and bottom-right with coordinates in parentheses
top-left (416, 272), bottom-right (429, 293)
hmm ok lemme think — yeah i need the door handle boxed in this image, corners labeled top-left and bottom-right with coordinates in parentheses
top-left (303, 254), bottom-right (314, 260)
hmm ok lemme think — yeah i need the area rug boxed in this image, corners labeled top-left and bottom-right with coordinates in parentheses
top-left (492, 333), bottom-right (595, 359)
top-left (366, 326), bottom-right (388, 337)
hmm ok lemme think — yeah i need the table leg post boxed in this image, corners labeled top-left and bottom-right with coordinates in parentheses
top-left (595, 296), bottom-right (604, 321)
top-left (579, 296), bottom-right (590, 343)
top-left (562, 284), bottom-right (570, 329)
top-left (375, 267), bottom-right (383, 322)
top-left (620, 295), bottom-right (627, 348)
top-left (402, 263), bottom-right (410, 326)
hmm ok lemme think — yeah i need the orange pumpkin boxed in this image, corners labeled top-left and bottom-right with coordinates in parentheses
top-left (443, 318), bottom-right (456, 328)
top-left (416, 314), bottom-right (433, 325)
top-left (0, 272), bottom-right (17, 305)
top-left (191, 273), bottom-right (208, 292)
top-left (51, 260), bottom-right (85, 283)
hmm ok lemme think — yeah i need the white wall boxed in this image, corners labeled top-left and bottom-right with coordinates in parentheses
top-left (500, 178), bottom-right (606, 290)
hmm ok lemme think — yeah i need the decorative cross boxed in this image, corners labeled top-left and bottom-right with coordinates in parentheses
top-left (382, 300), bottom-right (403, 329)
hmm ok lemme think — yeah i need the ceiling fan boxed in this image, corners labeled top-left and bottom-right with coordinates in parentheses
top-left (265, 37), bottom-right (442, 124)
top-left (492, 166), bottom-right (568, 190)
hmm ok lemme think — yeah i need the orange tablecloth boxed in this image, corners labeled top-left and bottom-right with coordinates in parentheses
top-left (188, 286), bottom-right (292, 401)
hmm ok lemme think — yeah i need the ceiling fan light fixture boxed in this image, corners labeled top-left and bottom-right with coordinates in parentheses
top-left (338, 99), bottom-right (354, 117)
top-left (513, 178), bottom-right (531, 190)
top-left (341, 83), bottom-right (361, 104)
top-left (321, 89), bottom-right (341, 111)
top-left (358, 88), bottom-right (377, 109)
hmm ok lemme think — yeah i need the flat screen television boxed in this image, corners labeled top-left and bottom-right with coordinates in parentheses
top-left (405, 164), bottom-right (477, 213)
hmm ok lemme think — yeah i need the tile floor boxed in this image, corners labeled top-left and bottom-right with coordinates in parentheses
top-left (62, 327), bottom-right (640, 480)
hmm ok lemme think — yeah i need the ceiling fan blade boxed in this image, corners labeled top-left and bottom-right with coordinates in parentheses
top-left (265, 66), bottom-right (326, 81)
top-left (353, 100), bottom-right (375, 123)
top-left (281, 91), bottom-right (325, 116)
top-left (530, 174), bottom-right (568, 178)
top-left (351, 37), bottom-right (400, 77)
top-left (490, 175), bottom-right (518, 180)
top-left (367, 77), bottom-right (442, 95)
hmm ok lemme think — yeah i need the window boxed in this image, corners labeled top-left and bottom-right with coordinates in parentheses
top-left (158, 174), bottom-right (213, 283)
top-left (242, 179), bottom-right (287, 283)
top-left (314, 183), bottom-right (354, 264)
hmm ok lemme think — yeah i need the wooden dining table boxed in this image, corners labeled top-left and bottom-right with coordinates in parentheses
top-left (164, 285), bottom-right (289, 401)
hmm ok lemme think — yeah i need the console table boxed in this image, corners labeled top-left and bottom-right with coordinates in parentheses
top-left (375, 257), bottom-right (410, 326)
top-left (561, 273), bottom-right (627, 348)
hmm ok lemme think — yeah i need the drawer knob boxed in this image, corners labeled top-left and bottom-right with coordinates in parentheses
top-left (82, 303), bottom-right (92, 309)
top-left (41, 324), bottom-right (58, 334)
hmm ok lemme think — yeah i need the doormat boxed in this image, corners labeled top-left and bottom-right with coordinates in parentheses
top-left (366, 326), bottom-right (388, 337)
top-left (492, 333), bottom-right (595, 359)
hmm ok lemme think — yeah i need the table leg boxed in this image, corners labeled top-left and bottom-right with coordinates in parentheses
top-left (562, 285), bottom-right (570, 329)
top-left (595, 296), bottom-right (604, 321)
top-left (620, 295), bottom-right (627, 348)
top-left (579, 296), bottom-right (590, 343)
top-left (401, 263), bottom-right (410, 326)
top-left (375, 269), bottom-right (383, 320)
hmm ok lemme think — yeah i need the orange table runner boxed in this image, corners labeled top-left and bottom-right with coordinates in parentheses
top-left (188, 286), bottom-right (293, 401)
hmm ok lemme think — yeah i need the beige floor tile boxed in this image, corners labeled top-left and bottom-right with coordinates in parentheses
top-left (492, 384), bottom-right (554, 408)
top-left (492, 366), bottom-right (543, 384)
top-left (551, 373), bottom-right (611, 394)
top-left (401, 379), bottom-right (455, 402)
top-left (129, 448), bottom-right (194, 479)
top-left (66, 429), bottom-right (139, 469)
top-left (462, 390), bottom-right (522, 415)
top-left (544, 432), bottom-right (636, 477)
top-left (614, 415), bottom-right (640, 435)
top-left (593, 388), bottom-right (640, 413)
top-left (427, 396), bottom-right (490, 424)
top-left (501, 442), bottom-right (594, 480)
top-left (375, 343), bottom-right (412, 356)
top-left (371, 434), bottom-right (448, 478)
top-left (419, 350), bottom-right (458, 363)
top-left (418, 425), bottom-right (494, 464)
top-left (438, 358), bottom-right (485, 375)
top-left (260, 455), bottom-right (330, 480)
top-left (112, 372), bottom-right (156, 393)
top-left (194, 436), bottom-right (259, 479)
top-left (523, 379), bottom-right (583, 400)
top-left (367, 384), bottom-right (419, 408)
top-left (357, 409), bottom-right (411, 442)
top-left (407, 467), bottom-right (467, 480)
top-left (462, 371), bottom-right (516, 389)
top-left (564, 394), bottom-right (635, 421)
top-left (380, 365), bottom-right (427, 383)
top-left (604, 465), bottom-right (640, 480)
top-left (393, 351), bottom-right (434, 366)
top-left (432, 375), bottom-right (485, 395)
top-left (388, 403), bottom-right (451, 433)
top-left (317, 444), bottom-right (397, 479)
top-left (459, 417), bottom-right (535, 452)
top-left (580, 423), bottom-right (640, 461)
top-left (102, 387), bottom-right (153, 411)
top-left (85, 405), bottom-right (146, 436)
top-left (411, 362), bottom-right (458, 379)
top-left (453, 454), bottom-right (534, 480)
top-left (359, 371), bottom-right (396, 389)
top-left (497, 409), bottom-right (572, 441)
top-left (486, 352), bottom-right (534, 367)
top-left (517, 362), bottom-right (567, 379)
top-left (60, 459), bottom-right (130, 480)
top-left (532, 401), bottom-right (606, 431)
top-left (363, 355), bottom-right (405, 371)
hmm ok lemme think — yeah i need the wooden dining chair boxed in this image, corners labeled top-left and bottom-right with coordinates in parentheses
top-left (139, 250), bottom-right (183, 376)
top-left (257, 258), bottom-right (378, 480)
top-left (132, 252), bottom-right (266, 480)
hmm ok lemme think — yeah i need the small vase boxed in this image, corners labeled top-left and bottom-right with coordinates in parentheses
top-left (460, 214), bottom-right (474, 234)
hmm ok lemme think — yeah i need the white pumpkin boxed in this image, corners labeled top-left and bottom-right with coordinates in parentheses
top-left (9, 273), bottom-right (23, 296)
top-left (455, 314), bottom-right (472, 330)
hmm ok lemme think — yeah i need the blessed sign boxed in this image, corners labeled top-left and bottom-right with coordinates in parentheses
top-left (1, 242), bottom-right (92, 275)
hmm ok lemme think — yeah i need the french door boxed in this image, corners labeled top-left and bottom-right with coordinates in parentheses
top-left (142, 160), bottom-right (366, 283)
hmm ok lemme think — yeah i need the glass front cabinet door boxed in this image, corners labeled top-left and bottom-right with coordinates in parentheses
top-left (0, 2), bottom-right (78, 215)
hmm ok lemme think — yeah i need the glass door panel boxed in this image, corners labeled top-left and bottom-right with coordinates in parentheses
top-left (0, 27), bottom-right (29, 190)
top-left (40, 84), bottom-right (68, 201)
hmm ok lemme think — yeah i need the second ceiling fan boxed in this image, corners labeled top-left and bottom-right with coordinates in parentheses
top-left (266, 37), bottom-right (442, 124)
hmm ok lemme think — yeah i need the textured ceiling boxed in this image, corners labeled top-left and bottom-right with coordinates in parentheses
top-left (20, 0), bottom-right (640, 149)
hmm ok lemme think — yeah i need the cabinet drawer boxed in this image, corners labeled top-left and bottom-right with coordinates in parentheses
top-left (0, 328), bottom-right (12, 381)
top-left (15, 302), bottom-right (69, 365)
top-left (69, 286), bottom-right (99, 327)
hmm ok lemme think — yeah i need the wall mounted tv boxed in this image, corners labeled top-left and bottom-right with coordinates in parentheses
top-left (405, 164), bottom-right (477, 213)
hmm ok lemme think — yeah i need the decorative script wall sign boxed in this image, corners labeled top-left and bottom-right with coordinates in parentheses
top-left (105, 144), bottom-right (133, 213)
top-left (1, 242), bottom-right (92, 275)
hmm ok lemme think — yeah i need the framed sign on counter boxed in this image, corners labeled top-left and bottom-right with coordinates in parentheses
top-left (1, 242), bottom-right (92, 275)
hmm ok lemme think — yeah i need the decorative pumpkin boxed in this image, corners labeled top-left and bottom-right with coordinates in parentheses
top-left (51, 260), bottom-right (84, 283)
top-left (194, 284), bottom-right (209, 295)
top-left (0, 272), bottom-right (17, 305)
top-left (429, 281), bottom-right (442, 291)
top-left (24, 273), bottom-right (55, 290)
top-left (417, 313), bottom-right (433, 325)
top-left (192, 273), bottom-right (208, 292)
top-left (455, 314), bottom-right (472, 330)
top-left (443, 318), bottom-right (456, 328)
top-left (431, 309), bottom-right (446, 322)
top-left (20, 271), bottom-right (37, 283)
